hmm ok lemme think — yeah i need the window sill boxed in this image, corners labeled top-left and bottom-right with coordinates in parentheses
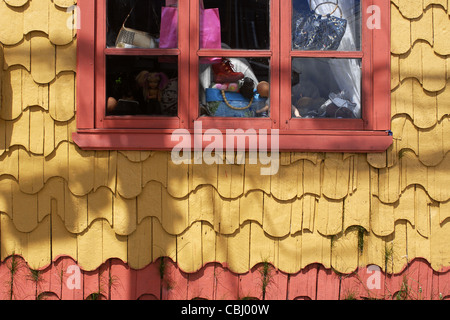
top-left (72, 129), bottom-right (393, 153)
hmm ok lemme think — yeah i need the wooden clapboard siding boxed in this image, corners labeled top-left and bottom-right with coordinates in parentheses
top-left (0, 0), bottom-right (449, 299)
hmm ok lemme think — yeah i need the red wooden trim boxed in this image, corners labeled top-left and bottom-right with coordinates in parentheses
top-left (372, 0), bottom-right (391, 131)
top-left (72, 129), bottom-right (392, 153)
top-left (289, 51), bottom-right (364, 58)
top-left (104, 48), bottom-right (180, 56)
top-left (76, 0), bottom-right (95, 129)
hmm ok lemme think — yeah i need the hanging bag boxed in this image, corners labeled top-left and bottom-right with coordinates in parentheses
top-left (292, 0), bottom-right (347, 51)
top-left (160, 0), bottom-right (222, 53)
top-left (115, 3), bottom-right (157, 48)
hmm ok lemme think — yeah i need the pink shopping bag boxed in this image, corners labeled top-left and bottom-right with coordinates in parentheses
top-left (159, 4), bottom-right (222, 54)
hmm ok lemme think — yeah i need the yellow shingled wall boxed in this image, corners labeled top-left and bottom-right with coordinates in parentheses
top-left (0, 0), bottom-right (449, 276)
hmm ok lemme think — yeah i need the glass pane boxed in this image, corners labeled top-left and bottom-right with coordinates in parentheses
top-left (199, 57), bottom-right (270, 118)
top-left (106, 56), bottom-right (178, 116)
top-left (292, 0), bottom-right (361, 51)
top-left (291, 58), bottom-right (361, 119)
top-left (201, 0), bottom-right (270, 50)
top-left (107, 0), bottom-right (178, 49)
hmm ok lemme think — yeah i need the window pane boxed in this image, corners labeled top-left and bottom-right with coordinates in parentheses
top-left (199, 57), bottom-right (270, 118)
top-left (292, 0), bottom-right (361, 51)
top-left (291, 58), bottom-right (361, 119)
top-left (106, 56), bottom-right (178, 116)
top-left (107, 0), bottom-right (178, 49)
top-left (201, 0), bottom-right (270, 50)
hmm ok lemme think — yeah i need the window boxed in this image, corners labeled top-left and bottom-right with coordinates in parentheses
top-left (73, 0), bottom-right (392, 152)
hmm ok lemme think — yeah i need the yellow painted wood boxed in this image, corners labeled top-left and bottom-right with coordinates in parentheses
top-left (101, 219), bottom-right (128, 267)
top-left (1, 212), bottom-right (27, 260)
top-left (38, 176), bottom-right (64, 222)
top-left (137, 180), bottom-right (162, 224)
top-left (397, 0), bottom-right (424, 19)
top-left (270, 161), bottom-right (298, 200)
top-left (437, 81), bottom-right (450, 121)
top-left (391, 116), bottom-right (419, 155)
top-left (56, 40), bottom-right (76, 74)
top-left (213, 191), bottom-right (240, 234)
top-left (18, 147), bottom-right (44, 194)
top-left (68, 142), bottom-right (94, 196)
top-left (399, 43), bottom-right (422, 83)
top-left (77, 218), bottom-right (103, 271)
top-left (0, 0), bottom-right (24, 45)
top-left (302, 159), bottom-right (321, 197)
top-left (113, 194), bottom-right (136, 236)
top-left (290, 197), bottom-right (303, 234)
top-left (190, 162), bottom-right (217, 192)
top-left (51, 201), bottom-right (78, 260)
top-left (394, 185), bottom-right (416, 225)
top-left (401, 150), bottom-right (428, 196)
top-left (343, 155), bottom-right (370, 231)
top-left (371, 196), bottom-right (395, 237)
top-left (23, 71), bottom-right (49, 111)
top-left (127, 216), bottom-right (152, 269)
top-left (177, 221), bottom-right (203, 272)
top-left (389, 220), bottom-right (408, 274)
top-left (244, 162), bottom-right (271, 194)
top-left (217, 162), bottom-right (244, 198)
top-left (24, 0), bottom-right (49, 35)
top-left (49, 4), bottom-right (73, 45)
top-left (30, 32), bottom-right (55, 84)
top-left (225, 222), bottom-right (250, 273)
top-left (391, 78), bottom-right (414, 117)
top-left (278, 233), bottom-right (301, 274)
top-left (433, 6), bottom-right (450, 55)
top-left (414, 186), bottom-right (430, 238)
top-left (49, 72), bottom-right (75, 121)
top-left (331, 228), bottom-right (358, 274)
top-left (300, 229), bottom-right (331, 269)
top-left (116, 151), bottom-right (142, 199)
top-left (188, 184), bottom-right (214, 225)
top-left (166, 158), bottom-right (189, 198)
top-left (152, 217), bottom-right (177, 262)
top-left (421, 42), bottom-right (446, 92)
top-left (429, 204), bottom-right (450, 270)
top-left (161, 191), bottom-right (188, 235)
top-left (4, 37), bottom-right (30, 71)
top-left (93, 150), bottom-right (116, 192)
top-left (411, 6), bottom-right (433, 46)
top-left (427, 152), bottom-right (450, 202)
top-left (413, 78), bottom-right (437, 129)
top-left (142, 151), bottom-right (168, 188)
top-left (316, 196), bottom-right (343, 236)
top-left (2, 67), bottom-right (24, 121)
top-left (424, 0), bottom-right (447, 10)
top-left (53, 0), bottom-right (76, 8)
top-left (87, 186), bottom-right (113, 226)
top-left (64, 183), bottom-right (88, 233)
top-left (262, 194), bottom-right (291, 237)
top-left (26, 214), bottom-right (51, 269)
top-left (391, 3), bottom-right (411, 55)
top-left (11, 182), bottom-right (38, 232)
top-left (0, 177), bottom-right (13, 215)
top-left (201, 221), bottom-right (217, 264)
top-left (301, 194), bottom-right (317, 232)
top-left (5, 0), bottom-right (28, 7)
top-left (406, 220), bottom-right (431, 265)
top-left (239, 190), bottom-right (263, 226)
top-left (322, 153), bottom-right (350, 200)
top-left (419, 125), bottom-right (444, 167)
top-left (44, 140), bottom-right (68, 183)
top-left (440, 200), bottom-right (450, 224)
top-left (359, 230), bottom-right (385, 271)
top-left (377, 164), bottom-right (400, 204)
top-left (391, 55), bottom-right (400, 89)
top-left (249, 222), bottom-right (278, 269)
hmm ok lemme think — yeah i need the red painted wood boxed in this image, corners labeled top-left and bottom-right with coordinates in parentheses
top-left (287, 264), bottom-right (319, 300)
top-left (187, 263), bottom-right (216, 300)
top-left (214, 265), bottom-right (240, 300)
top-left (109, 259), bottom-right (137, 300)
top-left (135, 260), bottom-right (161, 300)
top-left (315, 265), bottom-right (341, 300)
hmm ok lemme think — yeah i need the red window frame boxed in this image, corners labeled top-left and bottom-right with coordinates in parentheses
top-left (73, 0), bottom-right (392, 152)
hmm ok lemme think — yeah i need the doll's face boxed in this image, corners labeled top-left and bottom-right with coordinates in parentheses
top-left (147, 75), bottom-right (160, 89)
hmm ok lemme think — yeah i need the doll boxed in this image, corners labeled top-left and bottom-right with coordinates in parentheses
top-left (136, 70), bottom-right (169, 115)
